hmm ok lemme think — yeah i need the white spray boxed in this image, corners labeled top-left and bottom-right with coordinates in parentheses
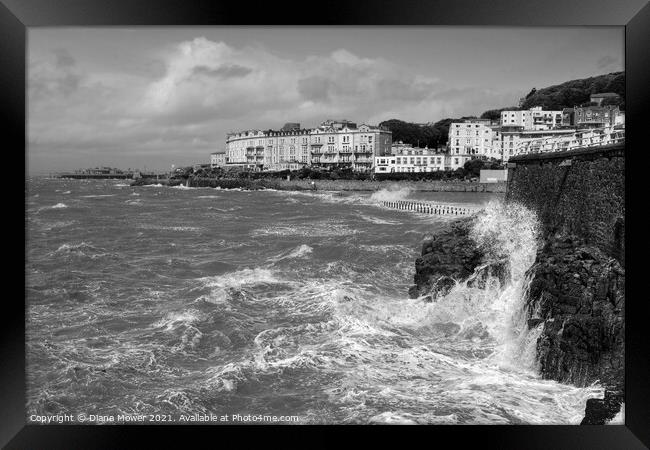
top-left (420, 200), bottom-right (543, 372)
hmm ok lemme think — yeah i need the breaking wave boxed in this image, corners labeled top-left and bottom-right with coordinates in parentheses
top-left (271, 244), bottom-right (314, 262)
top-left (369, 186), bottom-right (412, 203)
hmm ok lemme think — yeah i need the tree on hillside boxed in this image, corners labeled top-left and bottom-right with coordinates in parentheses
top-left (480, 107), bottom-right (519, 121)
top-left (379, 118), bottom-right (455, 148)
top-left (520, 72), bottom-right (624, 110)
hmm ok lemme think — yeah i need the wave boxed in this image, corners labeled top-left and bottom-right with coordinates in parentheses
top-left (153, 309), bottom-right (201, 332)
top-left (198, 268), bottom-right (282, 291)
top-left (38, 220), bottom-right (76, 231)
top-left (399, 200), bottom-right (542, 371)
top-left (81, 194), bottom-right (116, 198)
top-left (51, 203), bottom-right (68, 209)
top-left (359, 244), bottom-right (414, 257)
top-left (51, 242), bottom-right (117, 260)
top-left (137, 224), bottom-right (201, 232)
top-left (285, 244), bottom-right (313, 259)
top-left (252, 222), bottom-right (358, 238)
top-left (357, 213), bottom-right (401, 225)
top-left (269, 244), bottom-right (314, 263)
top-left (369, 186), bottom-right (412, 203)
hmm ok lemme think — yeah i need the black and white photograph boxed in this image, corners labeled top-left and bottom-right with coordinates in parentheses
top-left (25, 25), bottom-right (627, 427)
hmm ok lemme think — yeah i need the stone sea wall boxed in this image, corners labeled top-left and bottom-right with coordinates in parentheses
top-left (132, 176), bottom-right (506, 193)
top-left (506, 144), bottom-right (625, 264)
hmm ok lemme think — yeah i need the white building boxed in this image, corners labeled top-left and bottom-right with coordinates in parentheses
top-left (225, 120), bottom-right (391, 172)
top-left (375, 147), bottom-right (449, 174)
top-left (500, 106), bottom-right (563, 131)
top-left (448, 119), bottom-right (495, 165)
top-left (210, 151), bottom-right (226, 168)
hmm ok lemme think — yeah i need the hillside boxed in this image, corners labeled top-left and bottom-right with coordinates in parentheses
top-left (519, 71), bottom-right (624, 110)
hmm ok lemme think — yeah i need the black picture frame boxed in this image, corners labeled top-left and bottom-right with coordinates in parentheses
top-left (4, 0), bottom-right (649, 448)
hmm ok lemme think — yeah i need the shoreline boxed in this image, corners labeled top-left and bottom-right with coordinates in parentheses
top-left (131, 177), bottom-right (507, 193)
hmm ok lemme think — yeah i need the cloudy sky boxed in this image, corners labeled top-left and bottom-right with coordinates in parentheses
top-left (28, 27), bottom-right (623, 173)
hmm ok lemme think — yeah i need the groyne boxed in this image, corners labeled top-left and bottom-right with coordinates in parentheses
top-left (381, 201), bottom-right (476, 216)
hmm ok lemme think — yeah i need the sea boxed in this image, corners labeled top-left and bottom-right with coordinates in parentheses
top-left (25, 177), bottom-right (611, 425)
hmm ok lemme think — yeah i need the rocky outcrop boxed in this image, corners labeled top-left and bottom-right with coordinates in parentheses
top-left (408, 217), bottom-right (482, 300)
top-left (408, 217), bottom-right (509, 301)
top-left (523, 233), bottom-right (625, 424)
top-left (409, 217), bottom-right (624, 423)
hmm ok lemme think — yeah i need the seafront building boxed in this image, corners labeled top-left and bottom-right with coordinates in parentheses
top-left (224, 120), bottom-right (392, 172)
top-left (500, 106), bottom-right (563, 131)
top-left (375, 144), bottom-right (448, 173)
top-left (210, 151), bottom-right (226, 168)
top-left (217, 94), bottom-right (624, 172)
top-left (446, 100), bottom-right (626, 163)
top-left (447, 119), bottom-right (500, 165)
top-left (574, 104), bottom-right (620, 128)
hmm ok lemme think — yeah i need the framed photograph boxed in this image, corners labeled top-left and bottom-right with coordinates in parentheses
top-left (4, 0), bottom-right (649, 447)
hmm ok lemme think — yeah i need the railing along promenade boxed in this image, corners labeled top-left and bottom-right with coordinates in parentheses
top-left (514, 126), bottom-right (625, 155)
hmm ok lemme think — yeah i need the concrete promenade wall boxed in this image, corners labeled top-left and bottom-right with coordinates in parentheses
top-left (278, 179), bottom-right (506, 192)
top-left (186, 177), bottom-right (506, 193)
top-left (506, 143), bottom-right (625, 264)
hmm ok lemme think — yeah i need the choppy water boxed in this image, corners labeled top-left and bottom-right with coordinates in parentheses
top-left (26, 178), bottom-right (604, 424)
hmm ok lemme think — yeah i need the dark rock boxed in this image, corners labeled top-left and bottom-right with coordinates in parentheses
top-left (429, 276), bottom-right (456, 299)
top-left (581, 389), bottom-right (624, 425)
top-left (524, 234), bottom-right (625, 422)
top-left (410, 217), bottom-right (484, 299)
